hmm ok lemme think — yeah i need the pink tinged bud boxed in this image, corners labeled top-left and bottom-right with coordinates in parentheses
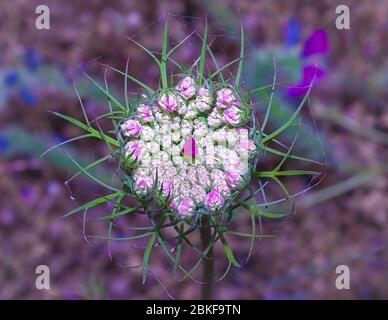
top-left (138, 105), bottom-right (153, 122)
top-left (178, 77), bottom-right (196, 99)
top-left (206, 188), bottom-right (224, 210)
top-left (180, 77), bottom-right (193, 89)
top-left (176, 197), bottom-right (194, 216)
top-left (216, 88), bottom-right (235, 107)
top-left (158, 94), bottom-right (178, 112)
top-left (121, 119), bottom-right (142, 137)
top-left (226, 171), bottom-right (241, 188)
top-left (223, 106), bottom-right (241, 125)
top-left (135, 177), bottom-right (151, 193)
top-left (125, 140), bottom-right (142, 160)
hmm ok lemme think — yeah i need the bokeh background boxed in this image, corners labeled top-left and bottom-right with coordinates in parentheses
top-left (1, 0), bottom-right (388, 299)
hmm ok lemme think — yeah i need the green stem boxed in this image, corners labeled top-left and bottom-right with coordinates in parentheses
top-left (200, 216), bottom-right (214, 300)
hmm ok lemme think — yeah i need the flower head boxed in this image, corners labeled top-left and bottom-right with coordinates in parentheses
top-left (119, 75), bottom-right (255, 217)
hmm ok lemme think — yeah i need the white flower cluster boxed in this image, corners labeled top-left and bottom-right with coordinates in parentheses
top-left (120, 76), bottom-right (256, 217)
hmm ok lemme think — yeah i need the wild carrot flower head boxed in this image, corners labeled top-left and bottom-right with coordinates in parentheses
top-left (120, 77), bottom-right (258, 217)
top-left (61, 20), bottom-right (323, 288)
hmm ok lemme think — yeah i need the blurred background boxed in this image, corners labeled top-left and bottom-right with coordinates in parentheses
top-left (0, 0), bottom-right (387, 299)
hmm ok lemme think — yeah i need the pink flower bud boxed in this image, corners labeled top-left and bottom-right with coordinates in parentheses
top-left (226, 171), bottom-right (241, 188)
top-left (121, 119), bottom-right (142, 137)
top-left (223, 106), bottom-right (241, 126)
top-left (216, 88), bottom-right (236, 108)
top-left (174, 197), bottom-right (194, 216)
top-left (205, 188), bottom-right (224, 210)
top-left (135, 177), bottom-right (152, 194)
top-left (158, 93), bottom-right (178, 112)
top-left (177, 77), bottom-right (196, 99)
top-left (138, 104), bottom-right (153, 122)
top-left (125, 140), bottom-right (142, 160)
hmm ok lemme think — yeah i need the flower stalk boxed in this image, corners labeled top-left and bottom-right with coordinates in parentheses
top-left (200, 215), bottom-right (214, 300)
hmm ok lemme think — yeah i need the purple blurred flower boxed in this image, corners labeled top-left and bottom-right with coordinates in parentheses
top-left (20, 185), bottom-right (33, 203)
top-left (287, 65), bottom-right (326, 97)
top-left (3, 70), bottom-right (19, 86)
top-left (24, 48), bottom-right (42, 71)
top-left (0, 135), bottom-right (9, 151)
top-left (18, 86), bottom-right (38, 106)
top-left (284, 18), bottom-right (300, 46)
top-left (302, 29), bottom-right (329, 57)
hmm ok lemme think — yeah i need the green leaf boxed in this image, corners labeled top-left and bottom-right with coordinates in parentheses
top-left (104, 68), bottom-right (118, 130)
top-left (64, 151), bottom-right (120, 192)
top-left (83, 72), bottom-right (126, 112)
top-left (206, 41), bottom-right (224, 82)
top-left (74, 82), bottom-right (90, 126)
top-left (261, 58), bottom-right (277, 132)
top-left (89, 232), bottom-right (153, 241)
top-left (160, 20), bottom-right (168, 89)
top-left (66, 153), bottom-right (112, 184)
top-left (208, 57), bottom-right (243, 80)
top-left (41, 133), bottom-right (93, 157)
top-left (226, 231), bottom-right (274, 238)
top-left (274, 125), bottom-right (298, 172)
top-left (173, 223), bottom-right (184, 273)
top-left (51, 111), bottom-right (119, 147)
top-left (220, 234), bottom-right (240, 267)
top-left (264, 146), bottom-right (322, 165)
top-left (198, 22), bottom-right (208, 86)
top-left (142, 233), bottom-right (157, 284)
top-left (102, 64), bottom-right (155, 95)
top-left (236, 22), bottom-right (244, 88)
top-left (250, 205), bottom-right (289, 219)
top-left (262, 78), bottom-right (314, 143)
top-left (124, 57), bottom-right (130, 112)
top-left (252, 169), bottom-right (319, 177)
top-left (96, 205), bottom-right (142, 220)
top-left (167, 31), bottom-right (195, 57)
top-left (127, 37), bottom-right (160, 67)
top-left (270, 175), bottom-right (290, 198)
top-left (64, 192), bottom-right (121, 217)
